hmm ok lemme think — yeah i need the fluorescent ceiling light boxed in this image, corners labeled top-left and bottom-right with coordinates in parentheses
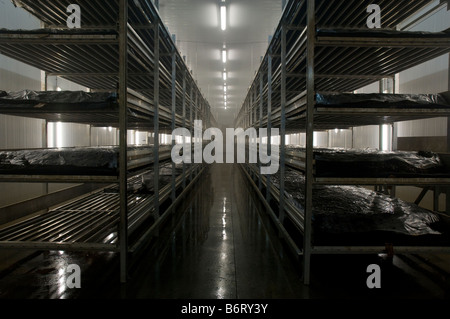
top-left (224, 86), bottom-right (227, 93)
top-left (222, 49), bottom-right (227, 63)
top-left (223, 71), bottom-right (227, 81)
top-left (220, 5), bottom-right (227, 31)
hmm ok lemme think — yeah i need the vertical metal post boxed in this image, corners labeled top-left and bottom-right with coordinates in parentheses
top-left (250, 91), bottom-right (253, 128)
top-left (119, 0), bottom-right (129, 284)
top-left (447, 53), bottom-right (450, 213)
top-left (171, 37), bottom-right (177, 203)
top-left (44, 73), bottom-right (48, 91)
top-left (392, 124), bottom-right (398, 151)
top-left (43, 74), bottom-right (47, 148)
top-left (243, 99), bottom-right (246, 128)
top-left (259, 73), bottom-right (263, 191)
top-left (248, 99), bottom-right (250, 129)
top-left (244, 99), bottom-right (247, 129)
top-left (195, 90), bottom-right (199, 175)
top-left (279, 25), bottom-right (287, 224)
top-left (445, 53), bottom-right (450, 214)
top-left (182, 69), bottom-right (187, 190)
top-left (190, 85), bottom-right (194, 182)
top-left (249, 97), bottom-right (252, 128)
top-left (303, 0), bottom-right (315, 286)
top-left (266, 48), bottom-right (273, 203)
top-left (391, 123), bottom-right (397, 198)
top-left (379, 79), bottom-right (384, 151)
top-left (154, 21), bottom-right (160, 219)
top-left (43, 72), bottom-right (49, 202)
top-left (253, 89), bottom-right (257, 129)
top-left (434, 187), bottom-right (440, 212)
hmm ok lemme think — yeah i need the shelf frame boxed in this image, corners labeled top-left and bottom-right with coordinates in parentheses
top-left (236, 0), bottom-right (450, 286)
top-left (0, 0), bottom-right (216, 283)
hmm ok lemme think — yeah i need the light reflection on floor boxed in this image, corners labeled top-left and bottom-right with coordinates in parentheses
top-left (0, 164), bottom-right (449, 299)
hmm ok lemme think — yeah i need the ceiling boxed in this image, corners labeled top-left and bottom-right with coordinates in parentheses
top-left (158, 0), bottom-right (283, 127)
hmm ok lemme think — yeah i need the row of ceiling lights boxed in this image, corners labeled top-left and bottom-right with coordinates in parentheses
top-left (221, 0), bottom-right (228, 110)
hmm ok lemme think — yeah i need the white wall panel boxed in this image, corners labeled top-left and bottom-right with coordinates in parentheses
top-left (396, 6), bottom-right (449, 139)
top-left (46, 76), bottom-right (89, 92)
top-left (353, 126), bottom-right (380, 150)
top-left (0, 2), bottom-right (46, 210)
top-left (0, 0), bottom-right (39, 29)
top-left (313, 132), bottom-right (328, 148)
top-left (47, 122), bottom-right (90, 148)
top-left (91, 127), bottom-right (118, 146)
top-left (0, 0), bottom-right (41, 90)
top-left (328, 129), bottom-right (353, 149)
top-left (354, 82), bottom-right (379, 94)
top-left (396, 117), bottom-right (447, 137)
top-left (408, 3), bottom-right (450, 33)
top-left (0, 115), bottom-right (44, 149)
top-left (0, 3), bottom-right (44, 149)
top-left (399, 55), bottom-right (448, 94)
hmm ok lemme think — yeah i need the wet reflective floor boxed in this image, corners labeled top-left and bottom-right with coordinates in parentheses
top-left (0, 164), bottom-right (450, 299)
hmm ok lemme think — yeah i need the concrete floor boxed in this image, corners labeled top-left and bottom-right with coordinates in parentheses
top-left (0, 164), bottom-right (450, 299)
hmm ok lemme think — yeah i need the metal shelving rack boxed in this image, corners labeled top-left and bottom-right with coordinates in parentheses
top-left (0, 0), bottom-right (214, 282)
top-left (236, 0), bottom-right (450, 285)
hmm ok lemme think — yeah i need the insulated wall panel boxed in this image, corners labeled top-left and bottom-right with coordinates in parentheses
top-left (397, 5), bottom-right (450, 141)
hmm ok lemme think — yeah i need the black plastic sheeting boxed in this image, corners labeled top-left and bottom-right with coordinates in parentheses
top-left (0, 146), bottom-right (157, 176)
top-left (0, 90), bottom-right (117, 111)
top-left (287, 147), bottom-right (449, 178)
top-left (271, 168), bottom-right (450, 245)
top-left (317, 28), bottom-right (450, 39)
top-left (316, 92), bottom-right (450, 109)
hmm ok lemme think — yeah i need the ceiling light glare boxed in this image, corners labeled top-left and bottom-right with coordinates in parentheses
top-left (222, 49), bottom-right (227, 63)
top-left (220, 5), bottom-right (227, 31)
